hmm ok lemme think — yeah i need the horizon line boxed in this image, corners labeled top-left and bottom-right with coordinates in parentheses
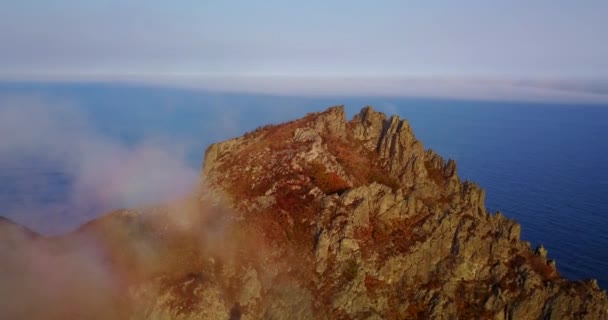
top-left (1, 73), bottom-right (608, 105)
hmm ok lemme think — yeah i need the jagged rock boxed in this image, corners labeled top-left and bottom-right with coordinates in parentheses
top-left (536, 244), bottom-right (549, 258)
top-left (197, 106), bottom-right (607, 319)
top-left (350, 105), bottom-right (387, 150)
top-left (308, 105), bottom-right (347, 137)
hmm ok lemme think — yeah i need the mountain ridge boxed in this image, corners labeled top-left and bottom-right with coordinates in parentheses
top-left (0, 105), bottom-right (606, 319)
top-left (196, 105), bottom-right (607, 319)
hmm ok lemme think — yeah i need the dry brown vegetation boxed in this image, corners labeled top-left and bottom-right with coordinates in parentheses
top-left (308, 161), bottom-right (350, 194)
top-left (454, 280), bottom-right (495, 319)
top-left (424, 159), bottom-right (446, 186)
top-left (322, 133), bottom-right (401, 191)
top-left (525, 252), bottom-right (560, 280)
top-left (364, 275), bottom-right (386, 298)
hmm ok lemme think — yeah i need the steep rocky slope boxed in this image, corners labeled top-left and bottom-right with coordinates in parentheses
top-left (1, 106), bottom-right (607, 319)
top-left (188, 106), bottom-right (607, 319)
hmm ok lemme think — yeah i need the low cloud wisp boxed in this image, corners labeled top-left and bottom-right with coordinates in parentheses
top-left (0, 96), bottom-right (200, 234)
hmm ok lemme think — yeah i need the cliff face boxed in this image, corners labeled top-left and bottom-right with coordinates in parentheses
top-left (1, 106), bottom-right (607, 319)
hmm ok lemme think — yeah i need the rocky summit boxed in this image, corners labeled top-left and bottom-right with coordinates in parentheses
top-left (1, 106), bottom-right (607, 319)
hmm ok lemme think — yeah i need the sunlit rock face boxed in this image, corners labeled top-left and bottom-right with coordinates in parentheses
top-left (194, 106), bottom-right (608, 319)
top-left (2, 106), bottom-right (607, 319)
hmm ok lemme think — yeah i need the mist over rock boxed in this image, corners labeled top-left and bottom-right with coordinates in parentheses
top-left (1, 106), bottom-right (607, 319)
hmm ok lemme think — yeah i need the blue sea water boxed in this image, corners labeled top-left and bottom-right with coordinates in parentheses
top-left (1, 82), bottom-right (607, 288)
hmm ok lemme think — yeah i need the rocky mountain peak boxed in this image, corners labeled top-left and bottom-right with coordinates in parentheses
top-left (2, 106), bottom-right (606, 319)
top-left (309, 105), bottom-right (347, 137)
top-left (194, 106), bottom-right (608, 319)
top-left (202, 106), bottom-right (474, 212)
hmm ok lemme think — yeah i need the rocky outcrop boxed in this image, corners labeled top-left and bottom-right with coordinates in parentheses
top-left (194, 106), bottom-right (608, 319)
top-left (2, 106), bottom-right (606, 319)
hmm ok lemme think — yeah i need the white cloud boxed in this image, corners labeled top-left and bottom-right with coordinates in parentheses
top-left (0, 96), bottom-right (199, 234)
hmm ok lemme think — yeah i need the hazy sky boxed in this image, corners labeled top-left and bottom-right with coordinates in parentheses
top-left (1, 1), bottom-right (607, 101)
